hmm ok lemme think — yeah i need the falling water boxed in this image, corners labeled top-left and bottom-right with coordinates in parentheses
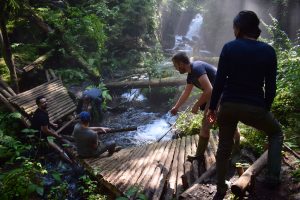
top-left (172, 13), bottom-right (203, 56)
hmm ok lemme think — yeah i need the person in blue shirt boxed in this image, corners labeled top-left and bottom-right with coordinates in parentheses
top-left (207, 10), bottom-right (283, 198)
top-left (170, 52), bottom-right (240, 161)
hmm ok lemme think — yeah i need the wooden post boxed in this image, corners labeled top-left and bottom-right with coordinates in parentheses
top-left (231, 150), bottom-right (268, 196)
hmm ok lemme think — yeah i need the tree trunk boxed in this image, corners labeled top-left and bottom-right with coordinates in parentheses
top-left (105, 77), bottom-right (186, 89)
top-left (25, 7), bottom-right (99, 82)
top-left (0, 19), bottom-right (19, 93)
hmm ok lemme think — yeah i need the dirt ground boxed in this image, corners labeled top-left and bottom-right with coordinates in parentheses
top-left (183, 149), bottom-right (300, 200)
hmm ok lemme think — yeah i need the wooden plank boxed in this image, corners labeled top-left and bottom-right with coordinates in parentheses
top-left (123, 141), bottom-right (165, 193)
top-left (88, 148), bottom-right (135, 177)
top-left (24, 95), bottom-right (73, 114)
top-left (144, 140), bottom-right (173, 199)
top-left (11, 84), bottom-right (65, 105)
top-left (100, 147), bottom-right (139, 178)
top-left (8, 79), bottom-right (60, 101)
top-left (204, 142), bottom-right (216, 170)
top-left (0, 86), bottom-right (12, 98)
top-left (152, 139), bottom-right (177, 200)
top-left (183, 135), bottom-right (193, 188)
top-left (49, 105), bottom-right (76, 122)
top-left (163, 138), bottom-right (181, 200)
top-left (106, 144), bottom-right (149, 185)
top-left (118, 142), bottom-right (160, 192)
top-left (21, 88), bottom-right (69, 110)
top-left (45, 70), bottom-right (50, 81)
top-left (191, 135), bottom-right (200, 181)
top-left (132, 141), bottom-right (168, 189)
top-left (176, 136), bottom-right (186, 199)
top-left (112, 144), bottom-right (153, 187)
top-left (0, 78), bottom-right (16, 96)
top-left (49, 69), bottom-right (57, 79)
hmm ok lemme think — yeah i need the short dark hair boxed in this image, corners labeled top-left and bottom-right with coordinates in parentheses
top-left (172, 52), bottom-right (190, 64)
top-left (233, 10), bottom-right (261, 39)
top-left (36, 96), bottom-right (45, 105)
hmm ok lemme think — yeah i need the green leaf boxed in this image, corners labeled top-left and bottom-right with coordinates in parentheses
top-left (8, 112), bottom-right (22, 119)
top-left (52, 172), bottom-right (62, 182)
top-left (115, 197), bottom-right (128, 200)
top-left (22, 128), bottom-right (38, 133)
top-left (36, 186), bottom-right (44, 196)
top-left (47, 136), bottom-right (55, 143)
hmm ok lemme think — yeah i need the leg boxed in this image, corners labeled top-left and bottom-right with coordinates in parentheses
top-left (216, 103), bottom-right (239, 192)
top-left (187, 104), bottom-right (210, 161)
top-left (238, 104), bottom-right (283, 184)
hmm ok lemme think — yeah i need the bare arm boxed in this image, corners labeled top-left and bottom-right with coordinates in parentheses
top-left (191, 74), bottom-right (212, 114)
top-left (170, 84), bottom-right (193, 115)
top-left (90, 127), bottom-right (111, 134)
top-left (41, 125), bottom-right (62, 139)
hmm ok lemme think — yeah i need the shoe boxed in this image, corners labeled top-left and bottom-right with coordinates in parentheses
top-left (214, 180), bottom-right (230, 200)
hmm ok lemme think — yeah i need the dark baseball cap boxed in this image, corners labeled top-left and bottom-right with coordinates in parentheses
top-left (79, 111), bottom-right (91, 122)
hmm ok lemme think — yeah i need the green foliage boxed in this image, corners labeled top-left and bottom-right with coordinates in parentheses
top-left (0, 112), bottom-right (31, 163)
top-left (116, 186), bottom-right (147, 200)
top-left (79, 175), bottom-right (106, 200)
top-left (262, 16), bottom-right (300, 146)
top-left (47, 171), bottom-right (68, 200)
top-left (0, 160), bottom-right (47, 200)
top-left (239, 124), bottom-right (267, 155)
top-left (175, 110), bottom-right (203, 136)
top-left (142, 86), bottom-right (177, 106)
top-left (55, 68), bottom-right (88, 85)
top-left (292, 161), bottom-right (300, 182)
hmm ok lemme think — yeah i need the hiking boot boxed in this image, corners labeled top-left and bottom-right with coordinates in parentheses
top-left (214, 181), bottom-right (230, 200)
top-left (187, 136), bottom-right (209, 162)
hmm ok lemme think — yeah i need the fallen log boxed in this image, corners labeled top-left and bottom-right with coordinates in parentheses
top-left (106, 126), bottom-right (137, 133)
top-left (231, 150), bottom-right (268, 196)
top-left (180, 164), bottom-right (216, 199)
top-left (105, 77), bottom-right (186, 89)
top-left (23, 50), bottom-right (53, 72)
top-left (283, 143), bottom-right (300, 160)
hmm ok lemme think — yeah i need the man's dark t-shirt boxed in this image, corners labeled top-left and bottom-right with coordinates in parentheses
top-left (186, 61), bottom-right (217, 89)
top-left (31, 108), bottom-right (49, 136)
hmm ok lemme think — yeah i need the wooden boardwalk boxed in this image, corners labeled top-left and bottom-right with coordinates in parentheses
top-left (73, 134), bottom-right (218, 199)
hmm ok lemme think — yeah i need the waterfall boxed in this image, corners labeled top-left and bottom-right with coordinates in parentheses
top-left (172, 13), bottom-right (204, 56)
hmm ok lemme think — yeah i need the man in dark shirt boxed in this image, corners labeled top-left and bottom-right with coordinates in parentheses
top-left (170, 52), bottom-right (240, 160)
top-left (31, 96), bottom-right (70, 161)
top-left (207, 11), bottom-right (283, 197)
top-left (73, 111), bottom-right (117, 158)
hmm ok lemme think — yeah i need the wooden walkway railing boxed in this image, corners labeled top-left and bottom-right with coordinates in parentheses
top-left (70, 134), bottom-right (218, 199)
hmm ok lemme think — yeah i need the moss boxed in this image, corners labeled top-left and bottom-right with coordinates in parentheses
top-left (0, 59), bottom-right (10, 81)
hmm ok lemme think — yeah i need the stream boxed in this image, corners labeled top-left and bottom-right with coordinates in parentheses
top-left (41, 87), bottom-right (177, 199)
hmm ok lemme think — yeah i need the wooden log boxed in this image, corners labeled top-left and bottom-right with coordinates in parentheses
top-left (283, 143), bottom-right (300, 160)
top-left (163, 138), bottom-right (181, 200)
top-left (183, 136), bottom-right (194, 188)
top-left (119, 142), bottom-right (160, 192)
top-left (105, 144), bottom-right (148, 184)
top-left (133, 141), bottom-right (168, 189)
top-left (45, 69), bottom-right (51, 81)
top-left (112, 144), bottom-right (151, 187)
top-left (23, 50), bottom-right (53, 72)
top-left (180, 164), bottom-right (216, 199)
top-left (204, 142), bottom-right (216, 170)
top-left (231, 150), bottom-right (268, 196)
top-left (55, 117), bottom-right (77, 135)
top-left (152, 140), bottom-right (177, 200)
top-left (0, 78), bottom-right (16, 96)
top-left (0, 85), bottom-right (12, 98)
top-left (144, 140), bottom-right (173, 199)
top-left (191, 135), bottom-right (199, 180)
top-left (48, 69), bottom-right (57, 79)
top-left (105, 126), bottom-right (137, 133)
top-left (105, 77), bottom-right (186, 90)
top-left (176, 137), bottom-right (187, 199)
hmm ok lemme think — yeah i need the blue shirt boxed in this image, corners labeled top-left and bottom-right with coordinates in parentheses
top-left (209, 38), bottom-right (277, 110)
top-left (187, 61), bottom-right (217, 89)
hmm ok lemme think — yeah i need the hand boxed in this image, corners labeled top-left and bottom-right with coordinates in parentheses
top-left (170, 107), bottom-right (178, 115)
top-left (98, 127), bottom-right (111, 133)
top-left (207, 109), bottom-right (217, 124)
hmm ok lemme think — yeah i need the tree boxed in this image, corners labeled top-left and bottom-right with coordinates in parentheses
top-left (0, 0), bottom-right (22, 93)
